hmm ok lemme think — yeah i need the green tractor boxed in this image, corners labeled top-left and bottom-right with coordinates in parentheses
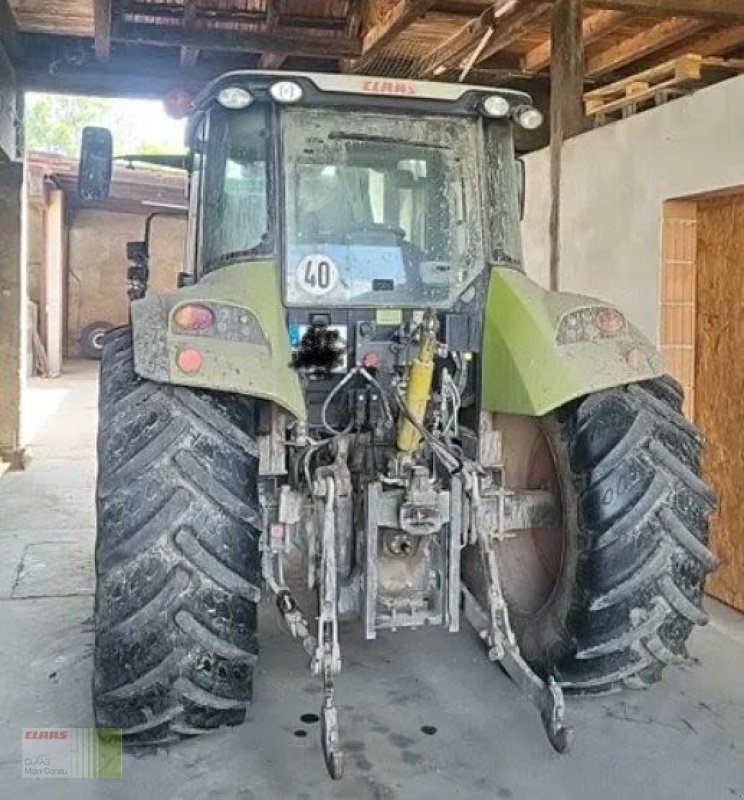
top-left (81, 71), bottom-right (717, 779)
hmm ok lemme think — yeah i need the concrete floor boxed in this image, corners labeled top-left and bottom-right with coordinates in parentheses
top-left (2, 361), bottom-right (744, 800)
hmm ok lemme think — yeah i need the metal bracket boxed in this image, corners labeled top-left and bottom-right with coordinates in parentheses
top-left (476, 485), bottom-right (560, 540)
top-left (464, 500), bottom-right (573, 754)
top-left (312, 475), bottom-right (344, 779)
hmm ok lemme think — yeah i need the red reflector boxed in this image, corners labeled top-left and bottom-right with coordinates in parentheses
top-left (362, 351), bottom-right (379, 370)
top-left (176, 348), bottom-right (203, 373)
top-left (626, 347), bottom-right (645, 370)
top-left (173, 304), bottom-right (214, 331)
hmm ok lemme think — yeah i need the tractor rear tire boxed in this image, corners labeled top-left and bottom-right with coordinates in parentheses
top-left (497, 376), bottom-right (718, 694)
top-left (93, 327), bottom-right (262, 743)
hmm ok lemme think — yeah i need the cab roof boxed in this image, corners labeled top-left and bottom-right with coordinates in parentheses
top-left (186, 70), bottom-right (533, 137)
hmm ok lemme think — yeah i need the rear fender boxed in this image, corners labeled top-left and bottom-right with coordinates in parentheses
top-left (131, 260), bottom-right (305, 420)
top-left (481, 267), bottom-right (664, 416)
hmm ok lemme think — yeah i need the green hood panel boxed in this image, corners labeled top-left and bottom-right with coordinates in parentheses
top-left (131, 261), bottom-right (305, 420)
top-left (481, 268), bottom-right (664, 416)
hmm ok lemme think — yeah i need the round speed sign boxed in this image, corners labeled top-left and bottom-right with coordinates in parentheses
top-left (296, 254), bottom-right (339, 296)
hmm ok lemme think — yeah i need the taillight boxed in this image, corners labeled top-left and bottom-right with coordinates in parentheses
top-left (596, 308), bottom-right (625, 335)
top-left (556, 306), bottom-right (626, 345)
top-left (173, 304), bottom-right (214, 332)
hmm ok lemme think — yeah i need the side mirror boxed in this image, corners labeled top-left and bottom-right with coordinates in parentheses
top-left (515, 157), bottom-right (526, 221)
top-left (79, 127), bottom-right (113, 201)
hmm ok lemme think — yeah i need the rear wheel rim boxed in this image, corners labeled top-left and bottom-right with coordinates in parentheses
top-left (496, 416), bottom-right (566, 618)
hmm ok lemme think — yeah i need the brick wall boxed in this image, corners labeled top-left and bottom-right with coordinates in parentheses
top-left (659, 200), bottom-right (697, 419)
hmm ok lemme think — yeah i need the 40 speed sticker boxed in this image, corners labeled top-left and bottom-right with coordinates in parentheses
top-left (296, 254), bottom-right (339, 296)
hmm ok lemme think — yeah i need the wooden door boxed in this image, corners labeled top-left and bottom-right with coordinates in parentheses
top-left (696, 194), bottom-right (744, 610)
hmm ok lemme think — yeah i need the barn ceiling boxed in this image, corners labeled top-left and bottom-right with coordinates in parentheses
top-left (3, 1), bottom-right (744, 126)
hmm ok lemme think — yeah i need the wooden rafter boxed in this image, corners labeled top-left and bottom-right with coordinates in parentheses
top-left (111, 21), bottom-right (362, 58)
top-left (661, 23), bottom-right (744, 59)
top-left (586, 16), bottom-right (709, 76)
top-left (360, 0), bottom-right (437, 58)
top-left (523, 9), bottom-right (625, 73)
top-left (587, 0), bottom-right (744, 21)
top-left (419, 0), bottom-right (541, 78)
top-left (258, 1), bottom-right (283, 68)
top-left (180, 0), bottom-right (199, 66)
top-left (478, 2), bottom-right (551, 63)
top-left (346, 0), bottom-right (364, 38)
top-left (550, 0), bottom-right (584, 290)
top-left (94, 0), bottom-right (113, 62)
top-left (265, 0), bottom-right (279, 30)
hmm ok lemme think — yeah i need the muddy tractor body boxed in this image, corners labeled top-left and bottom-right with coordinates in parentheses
top-left (85, 72), bottom-right (716, 779)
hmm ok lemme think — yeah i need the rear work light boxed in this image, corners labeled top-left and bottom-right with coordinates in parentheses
top-left (514, 105), bottom-right (544, 130)
top-left (217, 86), bottom-right (254, 109)
top-left (270, 80), bottom-right (303, 104)
top-left (173, 304), bottom-right (215, 332)
top-left (482, 95), bottom-right (510, 118)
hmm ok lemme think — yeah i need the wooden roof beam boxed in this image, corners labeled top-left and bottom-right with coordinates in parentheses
top-left (522, 9), bottom-right (625, 73)
top-left (179, 1), bottom-right (198, 66)
top-left (361, 0), bottom-right (437, 55)
top-left (346, 0), bottom-right (436, 72)
top-left (419, 0), bottom-right (543, 78)
top-left (586, 0), bottom-right (744, 21)
top-left (661, 23), bottom-right (744, 59)
top-left (550, 0), bottom-right (584, 290)
top-left (586, 16), bottom-right (709, 76)
top-left (265, 0), bottom-right (279, 29)
top-left (346, 0), bottom-right (364, 37)
top-left (94, 0), bottom-right (112, 62)
top-left (111, 21), bottom-right (362, 58)
top-left (478, 2), bottom-right (552, 62)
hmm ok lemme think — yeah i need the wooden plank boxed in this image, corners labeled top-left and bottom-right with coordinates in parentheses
top-left (111, 20), bottom-right (362, 58)
top-left (584, 72), bottom-right (700, 116)
top-left (697, 194), bottom-right (744, 610)
top-left (549, 0), bottom-right (584, 291)
top-left (180, 3), bottom-right (199, 70)
top-left (584, 52), bottom-right (701, 99)
top-left (418, 0), bottom-right (537, 78)
top-left (360, 0), bottom-right (436, 57)
top-left (522, 10), bottom-right (625, 73)
top-left (264, 0), bottom-right (279, 30)
top-left (94, 0), bottom-right (112, 62)
top-left (346, 0), bottom-right (364, 37)
top-left (586, 16), bottom-right (709, 76)
top-left (587, 0), bottom-right (744, 19)
top-left (478, 2), bottom-right (551, 62)
top-left (661, 23), bottom-right (744, 59)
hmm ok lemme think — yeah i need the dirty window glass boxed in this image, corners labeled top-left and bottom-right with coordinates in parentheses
top-left (200, 107), bottom-right (271, 273)
top-left (282, 109), bottom-right (483, 307)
